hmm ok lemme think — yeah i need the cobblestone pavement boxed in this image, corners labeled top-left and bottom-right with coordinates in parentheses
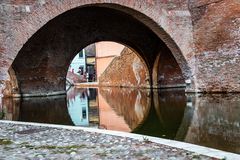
top-left (0, 122), bottom-right (216, 160)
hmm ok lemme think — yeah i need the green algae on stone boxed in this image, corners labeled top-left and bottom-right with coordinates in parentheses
top-left (36, 145), bottom-right (58, 150)
top-left (0, 139), bottom-right (13, 145)
top-left (0, 111), bottom-right (5, 119)
top-left (20, 144), bottom-right (87, 151)
top-left (50, 144), bottom-right (87, 154)
top-left (96, 151), bottom-right (108, 157)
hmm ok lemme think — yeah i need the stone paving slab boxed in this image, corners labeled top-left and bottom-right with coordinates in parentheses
top-left (0, 121), bottom-right (221, 160)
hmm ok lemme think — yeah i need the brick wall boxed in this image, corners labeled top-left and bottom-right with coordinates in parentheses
top-left (0, 0), bottom-right (239, 95)
top-left (189, 0), bottom-right (240, 92)
top-left (99, 47), bottom-right (150, 88)
top-left (0, 0), bottom-right (193, 97)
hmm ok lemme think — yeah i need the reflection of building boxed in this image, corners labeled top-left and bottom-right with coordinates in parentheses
top-left (87, 88), bottom-right (99, 126)
top-left (67, 88), bottom-right (99, 127)
top-left (98, 90), bottom-right (131, 132)
top-left (68, 90), bottom-right (89, 126)
top-left (184, 94), bottom-right (240, 153)
top-left (98, 87), bottom-right (150, 131)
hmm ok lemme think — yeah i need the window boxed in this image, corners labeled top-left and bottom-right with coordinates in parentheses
top-left (79, 50), bottom-right (84, 58)
top-left (82, 107), bottom-right (87, 119)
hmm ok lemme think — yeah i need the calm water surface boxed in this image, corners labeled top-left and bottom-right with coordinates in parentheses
top-left (1, 87), bottom-right (240, 154)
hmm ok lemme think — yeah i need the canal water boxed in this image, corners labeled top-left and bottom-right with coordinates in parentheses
top-left (1, 87), bottom-right (240, 154)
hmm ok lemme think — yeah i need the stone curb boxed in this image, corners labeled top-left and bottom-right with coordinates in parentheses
top-left (0, 120), bottom-right (239, 160)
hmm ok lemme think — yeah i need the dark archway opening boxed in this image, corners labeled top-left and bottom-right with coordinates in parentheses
top-left (11, 6), bottom-right (184, 96)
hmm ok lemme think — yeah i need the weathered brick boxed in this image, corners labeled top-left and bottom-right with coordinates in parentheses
top-left (99, 47), bottom-right (149, 88)
top-left (0, 0), bottom-right (239, 102)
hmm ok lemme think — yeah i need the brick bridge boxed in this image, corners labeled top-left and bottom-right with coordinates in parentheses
top-left (0, 0), bottom-right (239, 99)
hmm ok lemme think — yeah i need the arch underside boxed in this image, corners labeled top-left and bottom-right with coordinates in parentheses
top-left (12, 6), bottom-right (188, 96)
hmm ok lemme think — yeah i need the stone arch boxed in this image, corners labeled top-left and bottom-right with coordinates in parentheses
top-left (2, 67), bottom-right (19, 97)
top-left (152, 45), bottom-right (186, 89)
top-left (2, 1), bottom-right (193, 96)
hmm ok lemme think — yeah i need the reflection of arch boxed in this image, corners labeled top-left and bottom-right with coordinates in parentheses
top-left (175, 101), bottom-right (195, 141)
top-left (133, 89), bottom-right (192, 139)
top-left (2, 97), bottom-right (21, 120)
top-left (16, 96), bottom-right (74, 125)
top-left (4, 2), bottom-right (192, 96)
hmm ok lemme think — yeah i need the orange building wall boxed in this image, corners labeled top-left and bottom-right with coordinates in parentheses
top-left (96, 56), bottom-right (115, 80)
top-left (95, 42), bottom-right (124, 80)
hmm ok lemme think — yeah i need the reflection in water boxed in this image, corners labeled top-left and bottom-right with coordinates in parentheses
top-left (1, 97), bottom-right (20, 121)
top-left (98, 87), bottom-right (151, 131)
top-left (184, 94), bottom-right (240, 153)
top-left (1, 87), bottom-right (240, 154)
top-left (3, 96), bottom-right (73, 125)
top-left (133, 90), bottom-right (187, 139)
top-left (67, 87), bottom-right (99, 127)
